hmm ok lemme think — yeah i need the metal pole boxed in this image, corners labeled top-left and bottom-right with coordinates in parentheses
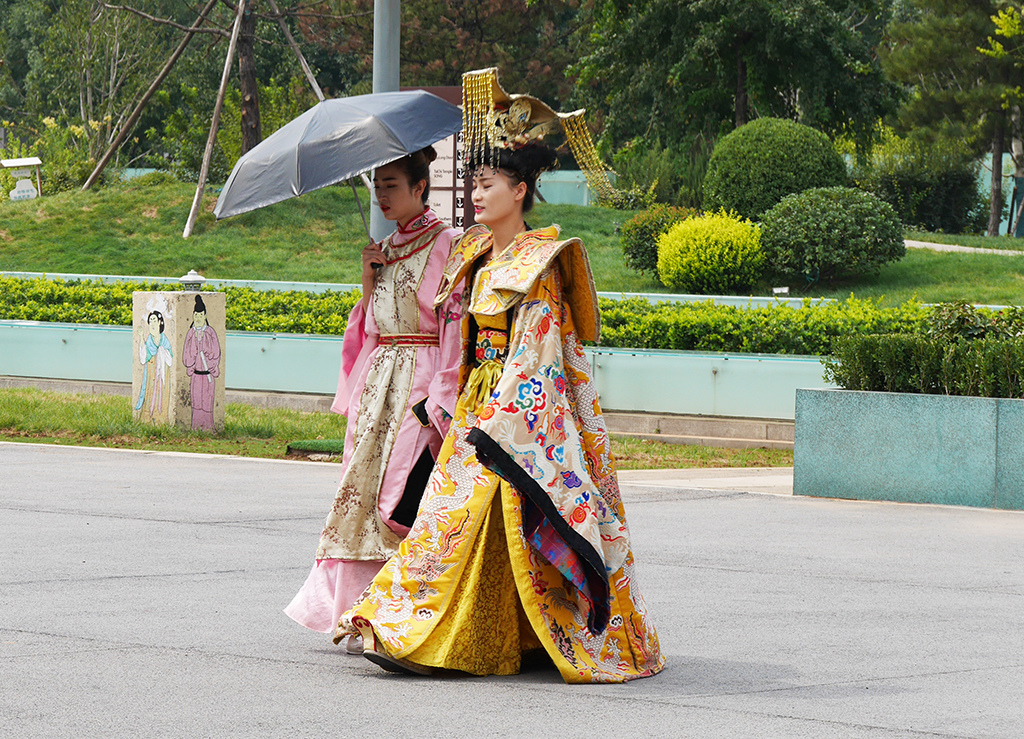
top-left (369, 0), bottom-right (400, 241)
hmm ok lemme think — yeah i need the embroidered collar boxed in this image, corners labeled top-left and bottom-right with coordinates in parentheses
top-left (397, 207), bottom-right (439, 237)
top-left (384, 215), bottom-right (448, 265)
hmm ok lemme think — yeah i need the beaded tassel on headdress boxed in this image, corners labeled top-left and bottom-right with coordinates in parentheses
top-left (562, 113), bottom-right (616, 202)
top-left (462, 68), bottom-right (498, 174)
top-left (460, 67), bottom-right (616, 201)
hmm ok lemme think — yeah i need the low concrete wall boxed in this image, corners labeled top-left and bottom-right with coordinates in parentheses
top-left (794, 388), bottom-right (1024, 510)
top-left (590, 347), bottom-right (829, 419)
top-left (0, 319), bottom-right (834, 420)
top-left (0, 320), bottom-right (343, 394)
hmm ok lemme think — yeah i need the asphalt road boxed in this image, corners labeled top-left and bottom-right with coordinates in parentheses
top-left (3, 442), bottom-right (1023, 738)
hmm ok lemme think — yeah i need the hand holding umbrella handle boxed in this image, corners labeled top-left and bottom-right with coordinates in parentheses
top-left (350, 178), bottom-right (384, 270)
top-left (362, 240), bottom-right (386, 274)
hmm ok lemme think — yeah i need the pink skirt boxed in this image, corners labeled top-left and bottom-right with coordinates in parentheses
top-left (284, 558), bottom-right (385, 633)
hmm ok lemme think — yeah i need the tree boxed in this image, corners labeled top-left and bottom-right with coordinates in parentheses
top-left (0, 0), bottom-right (55, 117)
top-left (573, 0), bottom-right (900, 152)
top-left (309, 0), bottom-right (584, 107)
top-left (10, 0), bottom-right (185, 159)
top-left (881, 0), bottom-right (1018, 235)
top-left (980, 3), bottom-right (1024, 232)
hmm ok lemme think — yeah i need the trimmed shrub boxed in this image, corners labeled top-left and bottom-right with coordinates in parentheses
top-left (760, 187), bottom-right (904, 284)
top-left (823, 334), bottom-right (1024, 398)
top-left (925, 300), bottom-right (1024, 341)
top-left (657, 210), bottom-right (764, 293)
top-left (0, 277), bottom-right (360, 335)
top-left (702, 118), bottom-right (847, 220)
top-left (1, 276), bottom-right (934, 356)
top-left (620, 204), bottom-right (698, 275)
top-left (599, 296), bottom-right (927, 354)
top-left (853, 130), bottom-right (987, 234)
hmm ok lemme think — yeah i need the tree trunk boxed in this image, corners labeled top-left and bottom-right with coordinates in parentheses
top-left (1012, 106), bottom-right (1023, 236)
top-left (988, 121), bottom-right (1005, 237)
top-left (735, 55), bottom-right (748, 128)
top-left (238, 0), bottom-right (261, 155)
top-left (1014, 107), bottom-right (1024, 179)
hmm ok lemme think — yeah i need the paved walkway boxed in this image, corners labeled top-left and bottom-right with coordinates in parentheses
top-left (619, 467), bottom-right (794, 495)
top-left (3, 442), bottom-right (1023, 738)
top-left (904, 239), bottom-right (1024, 256)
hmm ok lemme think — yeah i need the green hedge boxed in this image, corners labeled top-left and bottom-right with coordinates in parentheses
top-left (823, 334), bottom-right (1024, 398)
top-left (598, 296), bottom-right (926, 354)
top-left (0, 276), bottom-right (931, 355)
top-left (0, 277), bottom-right (359, 335)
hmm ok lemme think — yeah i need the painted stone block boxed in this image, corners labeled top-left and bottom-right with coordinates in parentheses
top-left (131, 291), bottom-right (225, 431)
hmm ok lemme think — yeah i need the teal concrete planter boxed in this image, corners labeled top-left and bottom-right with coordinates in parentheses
top-left (794, 388), bottom-right (1024, 510)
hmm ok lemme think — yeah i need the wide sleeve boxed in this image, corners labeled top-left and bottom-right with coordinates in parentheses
top-left (329, 296), bottom-right (378, 416)
top-left (182, 330), bottom-right (198, 375)
top-left (424, 281), bottom-right (465, 437)
top-left (206, 329), bottom-right (222, 378)
top-left (465, 268), bottom-right (629, 635)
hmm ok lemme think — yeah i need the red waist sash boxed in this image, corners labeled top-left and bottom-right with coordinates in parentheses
top-left (377, 333), bottom-right (439, 348)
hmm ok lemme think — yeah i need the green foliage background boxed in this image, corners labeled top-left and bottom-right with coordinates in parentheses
top-left (851, 129), bottom-right (989, 234)
top-left (702, 118), bottom-right (848, 220)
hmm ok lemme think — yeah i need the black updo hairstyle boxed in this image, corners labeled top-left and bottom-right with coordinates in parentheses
top-left (467, 142), bottom-right (559, 213)
top-left (147, 310), bottom-right (165, 333)
top-left (389, 145), bottom-right (438, 205)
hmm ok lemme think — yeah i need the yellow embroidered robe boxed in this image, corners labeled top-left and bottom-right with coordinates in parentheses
top-left (338, 225), bottom-right (664, 684)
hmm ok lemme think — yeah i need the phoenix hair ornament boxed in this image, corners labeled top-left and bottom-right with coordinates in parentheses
top-left (461, 67), bottom-right (616, 201)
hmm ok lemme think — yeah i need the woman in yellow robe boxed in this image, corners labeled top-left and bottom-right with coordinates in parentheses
top-left (336, 68), bottom-right (664, 684)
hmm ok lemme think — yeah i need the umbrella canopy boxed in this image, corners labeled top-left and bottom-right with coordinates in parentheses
top-left (213, 90), bottom-right (462, 220)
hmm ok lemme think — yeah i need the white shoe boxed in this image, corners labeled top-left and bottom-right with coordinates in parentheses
top-left (344, 634), bottom-right (363, 655)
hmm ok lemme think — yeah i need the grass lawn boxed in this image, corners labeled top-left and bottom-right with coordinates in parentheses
top-left (4, 175), bottom-right (1023, 306)
top-left (802, 248), bottom-right (1024, 307)
top-left (0, 388), bottom-right (793, 469)
top-left (0, 176), bottom-right (656, 290)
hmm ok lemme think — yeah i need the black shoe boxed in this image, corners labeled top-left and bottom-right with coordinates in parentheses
top-left (363, 634), bottom-right (433, 676)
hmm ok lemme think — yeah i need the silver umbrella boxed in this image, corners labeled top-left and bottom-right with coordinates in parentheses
top-left (213, 90), bottom-right (463, 237)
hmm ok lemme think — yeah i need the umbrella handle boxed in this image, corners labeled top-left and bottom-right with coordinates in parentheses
top-left (350, 177), bottom-right (384, 270)
top-left (350, 178), bottom-right (371, 242)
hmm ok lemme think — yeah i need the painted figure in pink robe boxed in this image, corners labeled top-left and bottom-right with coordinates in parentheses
top-left (182, 294), bottom-right (221, 430)
top-left (285, 146), bottom-right (464, 653)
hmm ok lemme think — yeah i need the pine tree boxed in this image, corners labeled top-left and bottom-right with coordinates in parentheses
top-left (881, 0), bottom-right (1017, 235)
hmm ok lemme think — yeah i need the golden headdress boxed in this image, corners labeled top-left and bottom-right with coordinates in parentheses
top-left (461, 67), bottom-right (615, 202)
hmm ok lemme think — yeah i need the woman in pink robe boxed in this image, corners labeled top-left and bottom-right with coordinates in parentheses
top-left (285, 147), bottom-right (463, 652)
